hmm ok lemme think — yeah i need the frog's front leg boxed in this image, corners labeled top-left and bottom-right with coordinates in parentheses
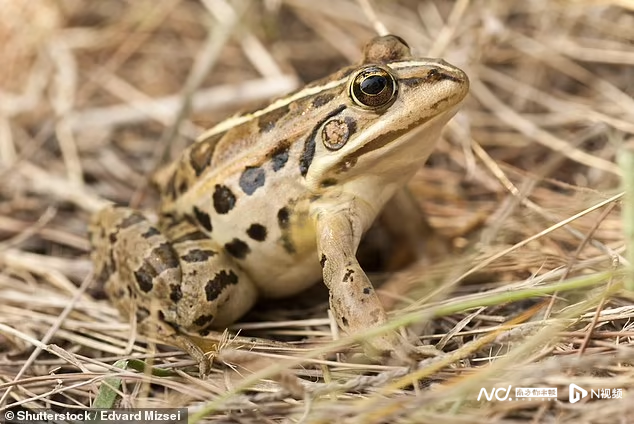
top-left (312, 204), bottom-right (403, 357)
top-left (88, 205), bottom-right (258, 372)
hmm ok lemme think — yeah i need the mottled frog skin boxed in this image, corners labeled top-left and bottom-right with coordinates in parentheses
top-left (88, 35), bottom-right (469, 369)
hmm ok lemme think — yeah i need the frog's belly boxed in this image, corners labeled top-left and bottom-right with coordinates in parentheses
top-left (236, 216), bottom-right (322, 298)
top-left (194, 206), bottom-right (322, 298)
top-left (245, 247), bottom-right (323, 298)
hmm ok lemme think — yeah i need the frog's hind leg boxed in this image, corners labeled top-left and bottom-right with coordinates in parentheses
top-left (88, 205), bottom-right (258, 370)
top-left (160, 212), bottom-right (258, 332)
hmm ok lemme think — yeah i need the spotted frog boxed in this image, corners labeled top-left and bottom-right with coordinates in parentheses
top-left (89, 35), bottom-right (469, 369)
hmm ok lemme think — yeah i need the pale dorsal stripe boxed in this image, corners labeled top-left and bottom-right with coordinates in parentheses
top-left (195, 59), bottom-right (441, 142)
top-left (198, 78), bottom-right (347, 141)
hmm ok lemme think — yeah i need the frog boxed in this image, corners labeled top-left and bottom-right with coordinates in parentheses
top-left (88, 34), bottom-right (469, 371)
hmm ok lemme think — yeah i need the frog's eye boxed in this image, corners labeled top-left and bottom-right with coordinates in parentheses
top-left (349, 66), bottom-right (398, 110)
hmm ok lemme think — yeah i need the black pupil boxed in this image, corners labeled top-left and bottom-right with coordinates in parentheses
top-left (360, 75), bottom-right (387, 95)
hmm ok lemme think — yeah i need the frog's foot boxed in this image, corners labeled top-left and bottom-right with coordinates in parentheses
top-left (387, 340), bottom-right (443, 365)
top-left (172, 334), bottom-right (212, 376)
top-left (346, 331), bottom-right (442, 367)
top-left (408, 344), bottom-right (442, 359)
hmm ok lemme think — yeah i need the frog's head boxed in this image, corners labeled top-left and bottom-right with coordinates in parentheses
top-left (304, 35), bottom-right (469, 205)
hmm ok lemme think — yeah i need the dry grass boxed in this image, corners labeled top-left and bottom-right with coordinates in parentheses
top-left (1, 0), bottom-right (634, 422)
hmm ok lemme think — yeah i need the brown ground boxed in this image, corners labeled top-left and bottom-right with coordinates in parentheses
top-left (1, 1), bottom-right (633, 423)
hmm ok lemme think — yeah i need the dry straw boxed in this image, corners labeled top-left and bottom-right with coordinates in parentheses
top-left (1, 0), bottom-right (633, 423)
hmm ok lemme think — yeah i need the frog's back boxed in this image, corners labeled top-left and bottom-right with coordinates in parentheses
top-left (155, 82), bottom-right (354, 296)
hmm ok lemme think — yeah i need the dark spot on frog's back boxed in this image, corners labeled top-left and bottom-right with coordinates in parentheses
top-left (239, 166), bottom-right (266, 195)
top-left (277, 207), bottom-right (290, 229)
top-left (151, 243), bottom-right (180, 271)
top-left (169, 284), bottom-right (182, 303)
top-left (193, 206), bottom-right (212, 232)
top-left (258, 104), bottom-right (290, 133)
top-left (119, 212), bottom-right (145, 229)
top-left (134, 266), bottom-right (154, 293)
top-left (312, 92), bottom-right (335, 109)
top-left (180, 248), bottom-right (216, 263)
top-left (189, 134), bottom-right (221, 176)
top-left (141, 226), bottom-right (161, 239)
top-left (213, 184), bottom-right (236, 214)
top-left (133, 242), bottom-right (180, 292)
top-left (246, 223), bottom-right (267, 241)
top-left (205, 269), bottom-right (239, 301)
top-left (269, 143), bottom-right (289, 172)
top-left (193, 314), bottom-right (214, 327)
top-left (224, 238), bottom-right (250, 259)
